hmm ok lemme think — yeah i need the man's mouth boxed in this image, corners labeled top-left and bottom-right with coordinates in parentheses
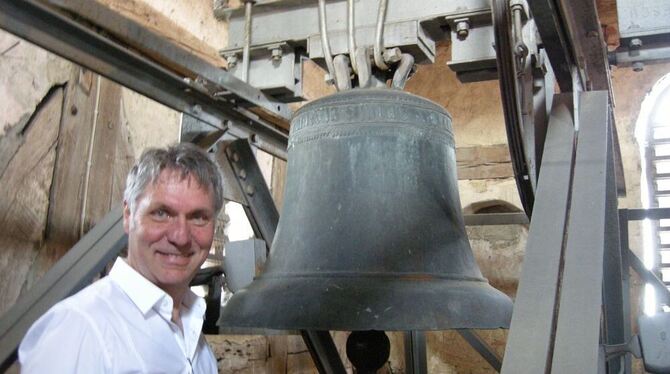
top-left (156, 251), bottom-right (194, 264)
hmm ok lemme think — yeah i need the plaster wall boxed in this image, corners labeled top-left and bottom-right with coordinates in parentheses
top-left (0, 33), bottom-right (71, 137)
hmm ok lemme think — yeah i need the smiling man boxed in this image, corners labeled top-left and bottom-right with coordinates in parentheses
top-left (19, 143), bottom-right (223, 373)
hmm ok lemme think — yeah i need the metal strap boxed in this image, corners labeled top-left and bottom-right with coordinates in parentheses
top-left (501, 93), bottom-right (576, 374)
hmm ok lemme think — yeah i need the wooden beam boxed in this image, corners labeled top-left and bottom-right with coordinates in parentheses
top-left (456, 144), bottom-right (514, 180)
top-left (46, 0), bottom-right (227, 70)
top-left (81, 77), bottom-right (133, 233)
top-left (23, 68), bottom-right (99, 291)
top-left (0, 87), bottom-right (63, 315)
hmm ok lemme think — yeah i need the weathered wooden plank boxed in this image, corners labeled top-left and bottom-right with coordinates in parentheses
top-left (0, 87), bottom-right (63, 315)
top-left (0, 113), bottom-right (30, 180)
top-left (45, 0), bottom-right (226, 70)
top-left (22, 68), bottom-right (99, 292)
top-left (270, 157), bottom-right (288, 211)
top-left (456, 144), bottom-right (514, 180)
top-left (82, 77), bottom-right (130, 233)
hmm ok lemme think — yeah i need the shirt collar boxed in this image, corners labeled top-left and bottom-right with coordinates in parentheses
top-left (108, 258), bottom-right (205, 318)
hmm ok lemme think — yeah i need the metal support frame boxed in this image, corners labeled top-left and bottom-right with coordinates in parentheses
top-left (220, 139), bottom-right (346, 374)
top-left (404, 331), bottom-right (427, 374)
top-left (504, 91), bottom-right (620, 373)
top-left (457, 330), bottom-right (502, 372)
top-left (0, 0), bottom-right (290, 159)
top-left (221, 139), bottom-right (280, 250)
top-left (501, 93), bottom-right (576, 373)
top-left (0, 207), bottom-right (127, 372)
top-left (551, 91), bottom-right (613, 373)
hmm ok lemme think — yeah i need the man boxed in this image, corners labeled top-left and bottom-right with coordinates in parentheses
top-left (19, 143), bottom-right (223, 373)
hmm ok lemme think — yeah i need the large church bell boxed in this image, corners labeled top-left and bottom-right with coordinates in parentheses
top-left (219, 88), bottom-right (512, 331)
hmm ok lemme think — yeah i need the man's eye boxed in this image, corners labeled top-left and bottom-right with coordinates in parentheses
top-left (191, 215), bottom-right (210, 226)
top-left (152, 209), bottom-right (169, 220)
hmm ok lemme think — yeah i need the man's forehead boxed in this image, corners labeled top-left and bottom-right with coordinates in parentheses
top-left (153, 168), bottom-right (207, 189)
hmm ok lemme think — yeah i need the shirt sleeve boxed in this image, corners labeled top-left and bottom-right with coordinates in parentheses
top-left (19, 303), bottom-right (111, 374)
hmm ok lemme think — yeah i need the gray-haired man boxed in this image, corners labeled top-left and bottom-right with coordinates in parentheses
top-left (19, 143), bottom-right (223, 373)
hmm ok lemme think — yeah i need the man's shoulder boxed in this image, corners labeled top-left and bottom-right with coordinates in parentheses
top-left (58, 276), bottom-right (128, 316)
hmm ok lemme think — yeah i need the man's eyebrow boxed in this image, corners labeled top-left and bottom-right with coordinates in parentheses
top-left (188, 208), bottom-right (214, 217)
top-left (151, 204), bottom-right (177, 214)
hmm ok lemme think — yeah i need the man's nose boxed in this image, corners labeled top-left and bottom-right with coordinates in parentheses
top-left (167, 217), bottom-right (190, 248)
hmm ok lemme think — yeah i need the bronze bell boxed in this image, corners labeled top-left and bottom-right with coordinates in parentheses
top-left (219, 89), bottom-right (512, 331)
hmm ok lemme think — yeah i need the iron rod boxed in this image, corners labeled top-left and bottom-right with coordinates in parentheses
top-left (318, 0), bottom-right (338, 88)
top-left (373, 0), bottom-right (389, 70)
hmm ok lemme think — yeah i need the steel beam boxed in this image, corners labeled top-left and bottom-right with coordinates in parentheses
top-left (625, 207), bottom-right (670, 221)
top-left (221, 139), bottom-right (280, 250)
top-left (602, 147), bottom-right (627, 374)
top-left (0, 0), bottom-right (289, 159)
top-left (301, 331), bottom-right (347, 374)
top-left (501, 93), bottom-right (576, 374)
top-left (0, 207), bottom-right (126, 372)
top-left (554, 0), bottom-right (610, 91)
top-left (551, 90), bottom-right (612, 373)
top-left (404, 331), bottom-right (427, 374)
top-left (526, 0), bottom-right (575, 92)
top-left (457, 330), bottom-right (502, 372)
top-left (617, 209), bottom-right (635, 373)
top-left (626, 248), bottom-right (670, 306)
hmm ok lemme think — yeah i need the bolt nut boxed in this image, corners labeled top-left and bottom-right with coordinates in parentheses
top-left (270, 48), bottom-right (283, 61)
top-left (629, 38), bottom-right (643, 49)
top-left (383, 48), bottom-right (402, 64)
top-left (245, 185), bottom-right (255, 196)
top-left (239, 169), bottom-right (247, 180)
top-left (232, 152), bottom-right (240, 162)
top-left (324, 73), bottom-right (335, 85)
top-left (455, 20), bottom-right (470, 40)
top-left (633, 61), bottom-right (644, 72)
top-left (226, 55), bottom-right (238, 69)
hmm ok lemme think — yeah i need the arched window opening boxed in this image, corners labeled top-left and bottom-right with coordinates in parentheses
top-left (463, 199), bottom-right (523, 215)
top-left (635, 73), bottom-right (670, 316)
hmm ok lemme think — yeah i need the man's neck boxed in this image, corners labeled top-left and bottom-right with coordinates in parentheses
top-left (166, 288), bottom-right (185, 328)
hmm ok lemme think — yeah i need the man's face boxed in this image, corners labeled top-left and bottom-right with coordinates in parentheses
top-left (123, 169), bottom-right (216, 297)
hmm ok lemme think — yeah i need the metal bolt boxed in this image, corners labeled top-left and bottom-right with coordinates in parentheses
top-left (629, 38), bottom-right (643, 49)
top-left (383, 48), bottom-right (402, 64)
top-left (324, 73), bottom-right (335, 85)
top-left (270, 48), bottom-right (283, 61)
top-left (455, 20), bottom-right (470, 40)
top-left (226, 55), bottom-right (238, 69)
top-left (245, 185), bottom-right (255, 196)
top-left (239, 169), bottom-right (247, 180)
top-left (232, 152), bottom-right (240, 162)
top-left (70, 105), bottom-right (78, 115)
top-left (633, 61), bottom-right (644, 72)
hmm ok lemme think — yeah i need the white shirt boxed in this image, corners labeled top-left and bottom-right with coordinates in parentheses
top-left (19, 258), bottom-right (217, 373)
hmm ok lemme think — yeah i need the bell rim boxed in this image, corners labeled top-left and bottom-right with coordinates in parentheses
top-left (219, 275), bottom-right (513, 332)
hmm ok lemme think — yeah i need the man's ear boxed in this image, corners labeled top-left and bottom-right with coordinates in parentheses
top-left (123, 201), bottom-right (131, 234)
